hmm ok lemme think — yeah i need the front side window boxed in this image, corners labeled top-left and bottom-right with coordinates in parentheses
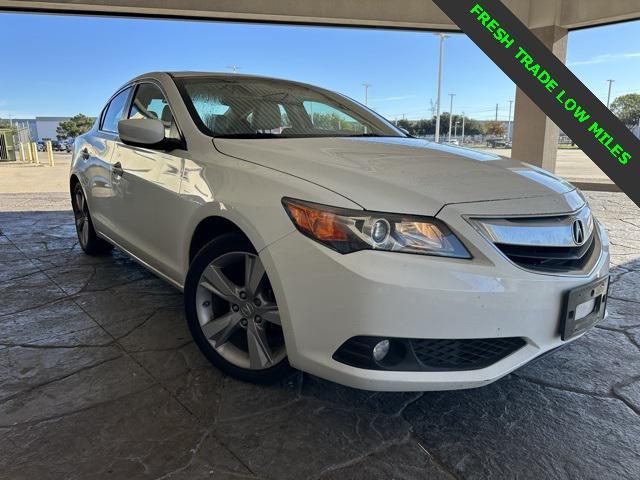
top-left (101, 87), bottom-right (132, 133)
top-left (128, 83), bottom-right (180, 139)
top-left (175, 77), bottom-right (404, 139)
top-left (303, 101), bottom-right (365, 134)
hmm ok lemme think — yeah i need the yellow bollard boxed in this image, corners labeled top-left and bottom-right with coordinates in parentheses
top-left (18, 142), bottom-right (26, 162)
top-left (31, 142), bottom-right (39, 164)
top-left (24, 142), bottom-right (32, 163)
top-left (45, 141), bottom-right (54, 167)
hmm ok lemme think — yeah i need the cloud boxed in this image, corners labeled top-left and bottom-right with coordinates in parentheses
top-left (371, 94), bottom-right (417, 102)
top-left (569, 52), bottom-right (640, 66)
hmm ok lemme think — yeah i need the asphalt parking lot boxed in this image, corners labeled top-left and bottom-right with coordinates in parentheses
top-left (0, 188), bottom-right (639, 479)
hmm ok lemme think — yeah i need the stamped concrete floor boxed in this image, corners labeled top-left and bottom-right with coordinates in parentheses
top-left (0, 191), bottom-right (639, 480)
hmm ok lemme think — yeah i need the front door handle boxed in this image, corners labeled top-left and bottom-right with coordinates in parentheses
top-left (112, 161), bottom-right (124, 178)
top-left (81, 148), bottom-right (90, 160)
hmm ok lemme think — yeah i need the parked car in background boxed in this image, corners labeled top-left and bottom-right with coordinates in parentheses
top-left (36, 142), bottom-right (45, 151)
top-left (70, 72), bottom-right (610, 391)
top-left (51, 141), bottom-right (68, 152)
top-left (486, 138), bottom-right (512, 148)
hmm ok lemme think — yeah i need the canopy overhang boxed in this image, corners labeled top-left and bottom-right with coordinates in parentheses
top-left (2, 0), bottom-right (639, 31)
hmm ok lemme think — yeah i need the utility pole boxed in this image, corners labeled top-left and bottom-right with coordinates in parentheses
top-left (447, 93), bottom-right (456, 142)
top-left (507, 100), bottom-right (514, 141)
top-left (362, 83), bottom-right (372, 106)
top-left (606, 79), bottom-right (615, 108)
top-left (434, 33), bottom-right (449, 143)
top-left (227, 65), bottom-right (241, 73)
top-left (461, 112), bottom-right (466, 145)
top-left (495, 103), bottom-right (499, 121)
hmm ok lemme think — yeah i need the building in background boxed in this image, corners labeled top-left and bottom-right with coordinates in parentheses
top-left (1, 116), bottom-right (72, 141)
top-left (35, 116), bottom-right (71, 140)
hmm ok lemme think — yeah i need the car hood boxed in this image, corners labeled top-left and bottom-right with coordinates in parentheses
top-left (214, 136), bottom-right (575, 216)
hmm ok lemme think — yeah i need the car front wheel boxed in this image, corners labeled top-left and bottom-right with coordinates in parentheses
top-left (185, 233), bottom-right (291, 384)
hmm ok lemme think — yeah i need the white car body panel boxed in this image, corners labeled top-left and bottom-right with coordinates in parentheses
top-left (70, 71), bottom-right (610, 391)
top-left (214, 136), bottom-right (575, 215)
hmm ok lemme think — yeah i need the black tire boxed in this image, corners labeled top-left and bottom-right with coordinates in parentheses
top-left (72, 183), bottom-right (113, 256)
top-left (185, 233), bottom-right (292, 384)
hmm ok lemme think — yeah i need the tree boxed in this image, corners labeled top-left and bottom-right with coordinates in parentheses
top-left (461, 117), bottom-right (485, 135)
top-left (610, 94), bottom-right (640, 126)
top-left (56, 114), bottom-right (95, 140)
top-left (485, 120), bottom-right (506, 137)
top-left (395, 118), bottom-right (414, 135)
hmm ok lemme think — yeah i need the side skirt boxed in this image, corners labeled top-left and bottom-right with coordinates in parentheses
top-left (96, 231), bottom-right (185, 292)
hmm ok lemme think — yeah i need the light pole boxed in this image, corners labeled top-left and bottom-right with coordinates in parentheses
top-left (461, 113), bottom-right (466, 145)
top-left (447, 93), bottom-right (456, 142)
top-left (362, 83), bottom-right (372, 106)
top-left (434, 33), bottom-right (449, 143)
top-left (507, 99), bottom-right (514, 141)
top-left (606, 79), bottom-right (615, 108)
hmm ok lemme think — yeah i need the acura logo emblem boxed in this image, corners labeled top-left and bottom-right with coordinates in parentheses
top-left (572, 219), bottom-right (586, 245)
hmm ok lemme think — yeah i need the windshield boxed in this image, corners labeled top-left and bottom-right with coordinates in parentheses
top-left (174, 76), bottom-right (405, 139)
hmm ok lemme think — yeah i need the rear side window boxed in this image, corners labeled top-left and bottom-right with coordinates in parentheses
top-left (101, 87), bottom-right (132, 133)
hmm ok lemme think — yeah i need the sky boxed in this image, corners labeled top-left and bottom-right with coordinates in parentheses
top-left (0, 13), bottom-right (638, 121)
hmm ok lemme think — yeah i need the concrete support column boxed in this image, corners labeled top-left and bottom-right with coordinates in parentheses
top-left (511, 26), bottom-right (568, 172)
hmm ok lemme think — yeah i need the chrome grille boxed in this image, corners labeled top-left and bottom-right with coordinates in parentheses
top-left (472, 206), bottom-right (601, 274)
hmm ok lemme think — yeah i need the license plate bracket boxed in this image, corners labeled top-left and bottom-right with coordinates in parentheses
top-left (560, 276), bottom-right (609, 340)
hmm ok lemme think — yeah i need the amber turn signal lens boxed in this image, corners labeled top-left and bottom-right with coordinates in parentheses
top-left (285, 202), bottom-right (348, 241)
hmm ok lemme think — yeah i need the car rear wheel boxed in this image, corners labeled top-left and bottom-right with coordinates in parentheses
top-left (72, 183), bottom-right (113, 255)
top-left (185, 233), bottom-right (291, 384)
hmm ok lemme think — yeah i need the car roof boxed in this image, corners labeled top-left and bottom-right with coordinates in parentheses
top-left (129, 71), bottom-right (330, 93)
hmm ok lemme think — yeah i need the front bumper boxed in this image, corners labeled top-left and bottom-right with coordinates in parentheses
top-left (260, 203), bottom-right (610, 392)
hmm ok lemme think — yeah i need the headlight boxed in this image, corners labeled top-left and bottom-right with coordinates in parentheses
top-left (282, 198), bottom-right (471, 258)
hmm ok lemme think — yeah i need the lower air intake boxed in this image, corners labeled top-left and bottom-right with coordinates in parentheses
top-left (410, 337), bottom-right (526, 371)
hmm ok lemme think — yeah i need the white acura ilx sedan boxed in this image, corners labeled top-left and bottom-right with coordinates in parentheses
top-left (70, 72), bottom-right (610, 391)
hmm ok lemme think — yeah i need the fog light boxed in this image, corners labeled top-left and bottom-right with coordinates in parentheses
top-left (371, 219), bottom-right (390, 244)
top-left (372, 339), bottom-right (390, 361)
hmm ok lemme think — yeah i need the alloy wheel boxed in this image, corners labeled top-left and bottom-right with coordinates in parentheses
top-left (74, 189), bottom-right (90, 248)
top-left (195, 251), bottom-right (286, 370)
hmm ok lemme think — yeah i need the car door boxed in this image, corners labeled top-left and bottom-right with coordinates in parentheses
top-left (81, 86), bottom-right (132, 235)
top-left (109, 81), bottom-right (187, 281)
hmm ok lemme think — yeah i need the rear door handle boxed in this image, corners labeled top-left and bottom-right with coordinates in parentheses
top-left (112, 161), bottom-right (124, 177)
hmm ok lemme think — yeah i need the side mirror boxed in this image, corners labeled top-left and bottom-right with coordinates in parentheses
top-left (118, 118), bottom-right (183, 150)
